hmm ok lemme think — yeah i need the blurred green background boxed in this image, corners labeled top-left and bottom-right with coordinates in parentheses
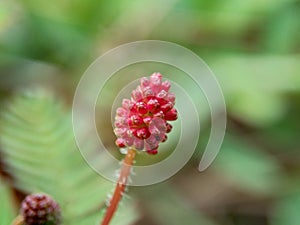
top-left (1, 0), bottom-right (300, 225)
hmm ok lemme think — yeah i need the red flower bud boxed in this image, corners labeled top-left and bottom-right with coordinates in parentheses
top-left (114, 73), bottom-right (177, 154)
top-left (165, 108), bottom-right (178, 121)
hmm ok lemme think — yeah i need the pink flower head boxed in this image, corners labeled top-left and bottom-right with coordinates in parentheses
top-left (114, 73), bottom-right (177, 155)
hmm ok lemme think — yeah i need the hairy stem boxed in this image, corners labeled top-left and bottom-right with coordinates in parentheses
top-left (101, 148), bottom-right (136, 225)
top-left (11, 215), bottom-right (24, 225)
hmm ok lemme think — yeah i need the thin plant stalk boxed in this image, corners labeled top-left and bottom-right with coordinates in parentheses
top-left (101, 148), bottom-right (136, 225)
top-left (11, 215), bottom-right (24, 225)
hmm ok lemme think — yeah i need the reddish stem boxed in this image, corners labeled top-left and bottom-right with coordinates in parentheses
top-left (11, 215), bottom-right (24, 225)
top-left (101, 148), bottom-right (136, 225)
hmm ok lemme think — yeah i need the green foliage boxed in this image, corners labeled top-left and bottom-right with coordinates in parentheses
top-left (136, 183), bottom-right (217, 225)
top-left (262, 1), bottom-right (300, 53)
top-left (215, 135), bottom-right (283, 194)
top-left (0, 92), bottom-right (138, 225)
top-left (271, 192), bottom-right (300, 225)
top-left (211, 54), bottom-right (300, 126)
top-left (0, 179), bottom-right (15, 225)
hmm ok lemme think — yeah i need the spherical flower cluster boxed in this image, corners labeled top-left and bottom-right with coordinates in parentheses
top-left (114, 73), bottom-right (177, 154)
top-left (21, 193), bottom-right (61, 225)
